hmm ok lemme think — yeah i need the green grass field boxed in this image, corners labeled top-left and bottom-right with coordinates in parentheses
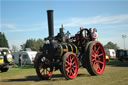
top-left (0, 60), bottom-right (128, 85)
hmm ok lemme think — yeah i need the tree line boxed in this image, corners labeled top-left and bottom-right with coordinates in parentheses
top-left (0, 32), bottom-right (44, 51)
top-left (21, 39), bottom-right (44, 51)
top-left (104, 41), bottom-right (119, 50)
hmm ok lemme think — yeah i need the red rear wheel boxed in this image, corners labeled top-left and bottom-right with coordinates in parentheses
top-left (62, 52), bottom-right (79, 80)
top-left (86, 41), bottom-right (106, 75)
top-left (35, 54), bottom-right (53, 80)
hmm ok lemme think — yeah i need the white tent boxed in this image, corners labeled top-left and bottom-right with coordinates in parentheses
top-left (12, 51), bottom-right (37, 65)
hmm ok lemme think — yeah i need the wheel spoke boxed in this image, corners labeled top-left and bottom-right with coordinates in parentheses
top-left (94, 63), bottom-right (99, 71)
top-left (93, 45), bottom-right (97, 52)
top-left (72, 58), bottom-right (76, 64)
top-left (72, 67), bottom-right (75, 73)
top-left (96, 46), bottom-right (100, 54)
top-left (72, 62), bottom-right (75, 65)
top-left (71, 56), bottom-right (74, 63)
top-left (65, 64), bottom-right (68, 67)
top-left (91, 49), bottom-right (95, 55)
top-left (65, 66), bottom-right (70, 72)
top-left (69, 56), bottom-right (71, 62)
top-left (66, 60), bottom-right (70, 65)
top-left (46, 68), bottom-right (50, 73)
top-left (69, 68), bottom-right (73, 76)
top-left (73, 65), bottom-right (77, 68)
top-left (96, 61), bottom-right (104, 65)
top-left (45, 69), bottom-right (47, 75)
top-left (40, 69), bottom-right (45, 74)
top-left (93, 62), bottom-right (98, 71)
top-left (98, 53), bottom-right (103, 57)
top-left (91, 58), bottom-right (95, 62)
top-left (98, 64), bottom-right (101, 71)
top-left (43, 69), bottom-right (45, 75)
top-left (91, 53), bottom-right (95, 58)
top-left (92, 61), bottom-right (95, 67)
top-left (66, 58), bottom-right (69, 63)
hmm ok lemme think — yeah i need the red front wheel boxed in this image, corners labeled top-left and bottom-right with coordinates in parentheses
top-left (61, 52), bottom-right (79, 80)
top-left (86, 41), bottom-right (106, 75)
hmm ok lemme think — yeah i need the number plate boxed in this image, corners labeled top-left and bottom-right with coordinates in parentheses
top-left (0, 58), bottom-right (3, 63)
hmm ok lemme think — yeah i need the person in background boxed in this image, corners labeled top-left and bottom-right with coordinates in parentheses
top-left (88, 28), bottom-right (93, 40)
top-left (19, 54), bottom-right (22, 67)
top-left (92, 28), bottom-right (98, 41)
top-left (89, 28), bottom-right (93, 33)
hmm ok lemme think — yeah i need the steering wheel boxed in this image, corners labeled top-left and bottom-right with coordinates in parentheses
top-left (79, 28), bottom-right (92, 44)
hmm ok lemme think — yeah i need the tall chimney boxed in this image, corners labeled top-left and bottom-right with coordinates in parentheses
top-left (47, 10), bottom-right (54, 39)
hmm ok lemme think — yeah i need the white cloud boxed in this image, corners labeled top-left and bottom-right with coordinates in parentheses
top-left (0, 23), bottom-right (22, 32)
top-left (1, 24), bottom-right (16, 29)
top-left (63, 14), bottom-right (128, 27)
top-left (0, 23), bottom-right (44, 33)
top-left (1, 14), bottom-right (128, 33)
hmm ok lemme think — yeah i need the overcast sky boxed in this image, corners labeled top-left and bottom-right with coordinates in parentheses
top-left (1, 0), bottom-right (128, 49)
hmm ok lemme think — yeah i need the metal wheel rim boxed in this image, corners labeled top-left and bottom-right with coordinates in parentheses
top-left (65, 54), bottom-right (79, 79)
top-left (38, 57), bottom-right (53, 78)
top-left (91, 42), bottom-right (106, 74)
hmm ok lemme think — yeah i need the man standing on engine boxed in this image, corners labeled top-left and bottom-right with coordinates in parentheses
top-left (92, 28), bottom-right (98, 41)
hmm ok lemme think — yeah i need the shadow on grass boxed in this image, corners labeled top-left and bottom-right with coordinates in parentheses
top-left (3, 73), bottom-right (90, 82)
top-left (3, 76), bottom-right (40, 82)
top-left (106, 59), bottom-right (128, 67)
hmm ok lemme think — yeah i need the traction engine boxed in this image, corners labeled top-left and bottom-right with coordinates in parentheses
top-left (34, 10), bottom-right (106, 80)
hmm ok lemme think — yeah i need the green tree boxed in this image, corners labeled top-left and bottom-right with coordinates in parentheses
top-left (36, 39), bottom-right (44, 50)
top-left (0, 32), bottom-right (9, 48)
top-left (104, 41), bottom-right (119, 50)
top-left (25, 39), bottom-right (36, 51)
top-left (22, 39), bottom-right (44, 51)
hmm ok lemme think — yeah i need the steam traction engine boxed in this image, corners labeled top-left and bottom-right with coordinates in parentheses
top-left (34, 10), bottom-right (106, 80)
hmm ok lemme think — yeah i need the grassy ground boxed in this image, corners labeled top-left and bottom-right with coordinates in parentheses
top-left (0, 60), bottom-right (128, 85)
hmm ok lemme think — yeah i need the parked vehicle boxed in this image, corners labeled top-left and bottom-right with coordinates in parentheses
top-left (105, 49), bottom-right (116, 60)
top-left (116, 49), bottom-right (128, 61)
top-left (12, 51), bottom-right (37, 65)
top-left (105, 55), bottom-right (110, 62)
top-left (0, 48), bottom-right (14, 72)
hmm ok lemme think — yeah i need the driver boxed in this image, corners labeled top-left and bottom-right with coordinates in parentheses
top-left (80, 27), bottom-right (83, 30)
top-left (89, 28), bottom-right (93, 35)
top-left (77, 27), bottom-right (83, 34)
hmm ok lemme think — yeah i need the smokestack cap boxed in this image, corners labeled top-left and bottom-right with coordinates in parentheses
top-left (47, 10), bottom-right (53, 12)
